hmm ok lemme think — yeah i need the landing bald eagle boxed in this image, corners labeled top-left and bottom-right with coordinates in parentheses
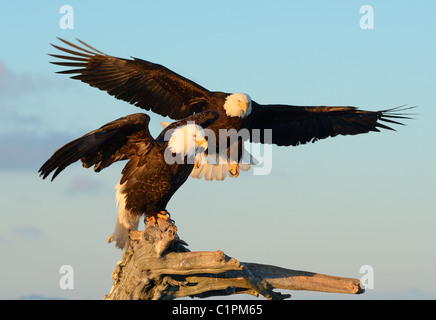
top-left (39, 111), bottom-right (219, 249)
top-left (49, 38), bottom-right (412, 180)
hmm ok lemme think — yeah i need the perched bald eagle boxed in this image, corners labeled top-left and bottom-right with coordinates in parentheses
top-left (39, 111), bottom-right (219, 249)
top-left (49, 38), bottom-right (412, 180)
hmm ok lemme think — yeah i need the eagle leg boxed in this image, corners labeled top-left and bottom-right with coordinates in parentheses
top-left (228, 163), bottom-right (240, 178)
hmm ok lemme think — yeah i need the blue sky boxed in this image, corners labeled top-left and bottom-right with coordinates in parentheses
top-left (1, 1), bottom-right (435, 299)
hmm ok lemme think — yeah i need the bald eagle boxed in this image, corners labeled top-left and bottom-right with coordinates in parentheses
top-left (49, 38), bottom-right (412, 180)
top-left (39, 111), bottom-right (219, 249)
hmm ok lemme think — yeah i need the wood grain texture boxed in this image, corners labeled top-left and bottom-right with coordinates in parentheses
top-left (103, 218), bottom-right (364, 300)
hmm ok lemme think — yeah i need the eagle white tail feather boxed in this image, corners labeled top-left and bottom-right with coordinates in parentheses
top-left (114, 181), bottom-right (140, 249)
top-left (190, 148), bottom-right (258, 181)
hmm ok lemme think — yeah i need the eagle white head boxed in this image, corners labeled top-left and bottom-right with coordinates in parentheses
top-left (223, 93), bottom-right (252, 118)
top-left (167, 123), bottom-right (208, 159)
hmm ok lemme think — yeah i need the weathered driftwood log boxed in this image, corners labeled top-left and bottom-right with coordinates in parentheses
top-left (103, 218), bottom-right (364, 300)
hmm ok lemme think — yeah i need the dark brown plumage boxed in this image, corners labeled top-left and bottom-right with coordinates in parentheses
top-left (245, 104), bottom-right (411, 146)
top-left (39, 110), bottom-right (219, 249)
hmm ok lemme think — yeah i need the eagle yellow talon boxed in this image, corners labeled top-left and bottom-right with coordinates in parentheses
top-left (194, 158), bottom-right (201, 169)
top-left (145, 210), bottom-right (174, 226)
top-left (157, 210), bottom-right (171, 220)
top-left (107, 233), bottom-right (114, 243)
top-left (228, 163), bottom-right (239, 178)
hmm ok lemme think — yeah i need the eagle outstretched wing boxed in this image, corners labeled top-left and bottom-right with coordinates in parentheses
top-left (38, 113), bottom-right (153, 181)
top-left (50, 38), bottom-right (213, 119)
top-left (247, 103), bottom-right (414, 146)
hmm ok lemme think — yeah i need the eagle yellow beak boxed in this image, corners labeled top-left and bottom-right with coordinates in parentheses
top-left (238, 101), bottom-right (247, 115)
top-left (195, 137), bottom-right (208, 151)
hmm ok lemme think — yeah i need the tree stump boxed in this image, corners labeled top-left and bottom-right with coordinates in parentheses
top-left (103, 218), bottom-right (364, 300)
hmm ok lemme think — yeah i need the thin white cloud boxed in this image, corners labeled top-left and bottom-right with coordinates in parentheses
top-left (0, 58), bottom-right (88, 137)
top-left (66, 176), bottom-right (103, 195)
top-left (0, 130), bottom-right (74, 171)
top-left (13, 226), bottom-right (44, 241)
top-left (0, 61), bottom-right (42, 100)
top-left (0, 60), bottom-right (71, 100)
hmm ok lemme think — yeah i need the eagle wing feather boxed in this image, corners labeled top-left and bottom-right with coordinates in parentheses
top-left (247, 103), bottom-right (414, 146)
top-left (50, 38), bottom-right (213, 119)
top-left (38, 113), bottom-right (154, 181)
